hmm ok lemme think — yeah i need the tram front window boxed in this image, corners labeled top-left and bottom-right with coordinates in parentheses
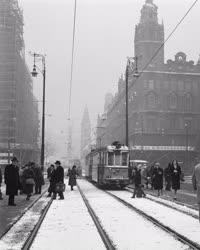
top-left (108, 152), bottom-right (114, 166)
top-left (122, 152), bottom-right (128, 166)
top-left (115, 151), bottom-right (120, 165)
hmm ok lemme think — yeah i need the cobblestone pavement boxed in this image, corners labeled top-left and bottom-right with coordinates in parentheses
top-left (0, 183), bottom-right (49, 238)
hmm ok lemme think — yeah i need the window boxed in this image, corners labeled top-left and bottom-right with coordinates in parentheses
top-left (108, 152), bottom-right (114, 166)
top-left (122, 153), bottom-right (128, 166)
top-left (184, 93), bottom-right (192, 111)
top-left (146, 92), bottom-right (158, 109)
top-left (178, 80), bottom-right (184, 91)
top-left (169, 92), bottom-right (177, 109)
top-left (115, 151), bottom-right (121, 165)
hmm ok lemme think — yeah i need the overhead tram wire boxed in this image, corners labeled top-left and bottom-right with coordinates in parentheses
top-left (130, 0), bottom-right (199, 88)
top-left (68, 0), bottom-right (77, 121)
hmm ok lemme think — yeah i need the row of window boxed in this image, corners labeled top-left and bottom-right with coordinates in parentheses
top-left (145, 91), bottom-right (192, 111)
top-left (144, 79), bottom-right (199, 92)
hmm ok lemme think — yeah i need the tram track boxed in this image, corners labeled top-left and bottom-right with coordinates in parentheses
top-left (0, 187), bottom-right (49, 240)
top-left (77, 183), bottom-right (116, 250)
top-left (0, 190), bottom-right (53, 250)
top-left (105, 189), bottom-right (200, 250)
top-left (22, 197), bottom-right (53, 250)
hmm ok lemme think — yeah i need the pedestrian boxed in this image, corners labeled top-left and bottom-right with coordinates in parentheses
top-left (164, 164), bottom-right (172, 191)
top-left (68, 165), bottom-right (78, 191)
top-left (192, 163), bottom-right (200, 222)
top-left (4, 157), bottom-right (20, 206)
top-left (0, 167), bottom-right (3, 200)
top-left (52, 161), bottom-right (64, 200)
top-left (152, 162), bottom-right (163, 197)
top-left (131, 164), bottom-right (146, 198)
top-left (47, 164), bottom-right (55, 197)
top-left (31, 162), bottom-right (44, 194)
top-left (170, 160), bottom-right (181, 200)
top-left (22, 163), bottom-right (35, 201)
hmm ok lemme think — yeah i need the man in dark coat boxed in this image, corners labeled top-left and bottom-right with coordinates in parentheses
top-left (164, 164), bottom-right (172, 191)
top-left (4, 157), bottom-right (19, 206)
top-left (68, 165), bottom-right (77, 191)
top-left (52, 161), bottom-right (64, 199)
top-left (131, 164), bottom-right (145, 198)
top-left (170, 160), bottom-right (181, 200)
top-left (31, 162), bottom-right (44, 194)
top-left (152, 162), bottom-right (163, 197)
top-left (0, 167), bottom-right (3, 200)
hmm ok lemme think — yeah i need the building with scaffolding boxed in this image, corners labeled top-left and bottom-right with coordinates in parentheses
top-left (0, 0), bottom-right (39, 167)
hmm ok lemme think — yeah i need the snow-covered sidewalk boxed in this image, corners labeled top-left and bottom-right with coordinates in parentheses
top-left (78, 179), bottom-right (191, 250)
top-left (109, 190), bottom-right (200, 246)
top-left (30, 187), bottom-right (106, 250)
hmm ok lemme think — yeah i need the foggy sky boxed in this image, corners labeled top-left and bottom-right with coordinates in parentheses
top-left (18, 0), bottom-right (200, 159)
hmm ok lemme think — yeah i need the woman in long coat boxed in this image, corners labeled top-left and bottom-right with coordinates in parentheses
top-left (170, 160), bottom-right (181, 200)
top-left (192, 163), bottom-right (200, 222)
top-left (152, 162), bottom-right (163, 197)
top-left (68, 165), bottom-right (77, 191)
top-left (22, 164), bottom-right (35, 200)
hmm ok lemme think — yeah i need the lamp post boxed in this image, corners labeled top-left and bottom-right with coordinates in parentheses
top-left (30, 52), bottom-right (46, 172)
top-left (185, 122), bottom-right (189, 168)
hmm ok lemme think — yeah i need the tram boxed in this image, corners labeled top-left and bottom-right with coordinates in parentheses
top-left (85, 142), bottom-right (129, 188)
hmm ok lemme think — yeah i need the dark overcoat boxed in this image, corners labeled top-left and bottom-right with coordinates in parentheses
top-left (22, 167), bottom-right (35, 194)
top-left (152, 167), bottom-right (163, 190)
top-left (51, 166), bottom-right (64, 192)
top-left (132, 168), bottom-right (141, 188)
top-left (170, 164), bottom-right (181, 190)
top-left (32, 167), bottom-right (44, 186)
top-left (4, 164), bottom-right (19, 195)
top-left (68, 169), bottom-right (77, 187)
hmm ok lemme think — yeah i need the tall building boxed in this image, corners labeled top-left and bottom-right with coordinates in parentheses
top-left (80, 106), bottom-right (91, 169)
top-left (97, 0), bottom-right (200, 173)
top-left (0, 0), bottom-right (39, 167)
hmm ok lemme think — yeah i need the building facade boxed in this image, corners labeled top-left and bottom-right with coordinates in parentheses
top-left (0, 0), bottom-right (39, 167)
top-left (97, 0), bottom-right (200, 173)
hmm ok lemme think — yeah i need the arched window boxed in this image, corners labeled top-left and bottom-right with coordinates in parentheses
top-left (145, 92), bottom-right (158, 109)
top-left (184, 93), bottom-right (192, 111)
top-left (169, 92), bottom-right (177, 109)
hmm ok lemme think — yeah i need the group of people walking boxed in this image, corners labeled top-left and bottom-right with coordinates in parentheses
top-left (47, 163), bottom-right (78, 200)
top-left (1, 157), bottom-right (44, 206)
top-left (131, 160), bottom-right (182, 200)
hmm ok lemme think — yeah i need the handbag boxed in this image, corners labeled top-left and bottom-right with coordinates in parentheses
top-left (55, 182), bottom-right (66, 192)
top-left (26, 178), bottom-right (35, 185)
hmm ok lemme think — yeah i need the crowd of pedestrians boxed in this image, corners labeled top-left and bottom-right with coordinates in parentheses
top-left (0, 156), bottom-right (79, 206)
top-left (131, 160), bottom-right (183, 200)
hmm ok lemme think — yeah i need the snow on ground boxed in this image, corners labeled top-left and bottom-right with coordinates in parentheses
top-left (78, 179), bottom-right (191, 250)
top-left (108, 190), bottom-right (200, 246)
top-left (0, 196), bottom-right (49, 250)
top-left (145, 193), bottom-right (198, 218)
top-left (30, 187), bottom-right (106, 250)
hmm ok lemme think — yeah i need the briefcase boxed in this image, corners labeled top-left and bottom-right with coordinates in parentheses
top-left (55, 183), bottom-right (66, 192)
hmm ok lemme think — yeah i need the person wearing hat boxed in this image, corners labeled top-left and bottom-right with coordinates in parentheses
top-left (51, 161), bottom-right (64, 200)
top-left (4, 157), bottom-right (20, 206)
top-left (68, 165), bottom-right (78, 191)
top-left (169, 160), bottom-right (181, 200)
top-left (0, 167), bottom-right (3, 200)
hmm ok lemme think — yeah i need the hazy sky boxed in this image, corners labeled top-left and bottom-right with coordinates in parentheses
top-left (18, 0), bottom-right (200, 158)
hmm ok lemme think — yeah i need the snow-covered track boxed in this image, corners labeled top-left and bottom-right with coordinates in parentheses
top-left (0, 191), bottom-right (52, 250)
top-left (106, 190), bottom-right (200, 250)
top-left (22, 197), bottom-right (53, 250)
top-left (77, 184), bottom-right (116, 250)
top-left (0, 187), bottom-right (49, 240)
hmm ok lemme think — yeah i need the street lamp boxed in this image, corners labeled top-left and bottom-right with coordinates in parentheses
top-left (30, 52), bottom-right (46, 172)
top-left (185, 122), bottom-right (189, 168)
